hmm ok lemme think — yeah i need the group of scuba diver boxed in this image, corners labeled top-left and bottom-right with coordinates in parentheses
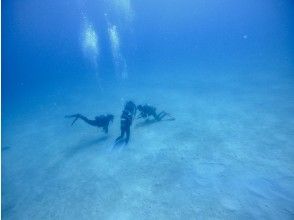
top-left (65, 101), bottom-right (175, 144)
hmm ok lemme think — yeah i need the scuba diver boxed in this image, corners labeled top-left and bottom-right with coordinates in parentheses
top-left (124, 100), bottom-right (137, 118)
top-left (65, 113), bottom-right (114, 134)
top-left (115, 101), bottom-right (136, 144)
top-left (137, 104), bottom-right (175, 121)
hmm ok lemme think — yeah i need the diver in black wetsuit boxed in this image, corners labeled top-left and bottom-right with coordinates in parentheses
top-left (115, 101), bottom-right (136, 144)
top-left (65, 114), bottom-right (114, 133)
top-left (125, 100), bottom-right (137, 118)
top-left (137, 104), bottom-right (174, 121)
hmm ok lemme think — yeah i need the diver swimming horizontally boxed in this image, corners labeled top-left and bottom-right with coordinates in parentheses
top-left (115, 101), bottom-right (136, 144)
top-left (65, 114), bottom-right (114, 133)
top-left (137, 104), bottom-right (175, 121)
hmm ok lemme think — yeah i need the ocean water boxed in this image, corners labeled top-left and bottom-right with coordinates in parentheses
top-left (2, 0), bottom-right (294, 219)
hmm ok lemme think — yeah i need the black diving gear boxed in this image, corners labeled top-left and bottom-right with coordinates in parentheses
top-left (65, 113), bottom-right (114, 133)
top-left (137, 104), bottom-right (174, 121)
top-left (115, 101), bottom-right (136, 144)
top-left (125, 101), bottom-right (137, 118)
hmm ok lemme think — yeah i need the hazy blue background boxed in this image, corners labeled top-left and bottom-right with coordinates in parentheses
top-left (2, 0), bottom-right (294, 219)
top-left (3, 0), bottom-right (293, 106)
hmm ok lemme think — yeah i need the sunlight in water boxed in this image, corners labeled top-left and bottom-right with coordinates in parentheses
top-left (108, 23), bottom-right (128, 79)
top-left (82, 17), bottom-right (99, 68)
top-left (108, 24), bottom-right (120, 58)
top-left (111, 0), bottom-right (134, 23)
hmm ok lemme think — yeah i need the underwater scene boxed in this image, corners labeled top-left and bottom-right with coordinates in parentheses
top-left (2, 0), bottom-right (294, 219)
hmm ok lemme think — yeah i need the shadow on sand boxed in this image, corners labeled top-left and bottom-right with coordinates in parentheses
top-left (135, 118), bottom-right (175, 128)
top-left (65, 136), bottom-right (108, 158)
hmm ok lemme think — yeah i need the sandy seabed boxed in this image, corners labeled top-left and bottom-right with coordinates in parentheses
top-left (2, 72), bottom-right (294, 219)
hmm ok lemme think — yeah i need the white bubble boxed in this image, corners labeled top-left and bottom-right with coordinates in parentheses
top-left (82, 17), bottom-right (99, 68)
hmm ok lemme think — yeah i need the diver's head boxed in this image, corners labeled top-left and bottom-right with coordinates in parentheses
top-left (125, 101), bottom-right (136, 110)
top-left (126, 100), bottom-right (135, 105)
top-left (137, 105), bottom-right (143, 111)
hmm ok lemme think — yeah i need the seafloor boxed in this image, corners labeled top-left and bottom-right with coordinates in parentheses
top-left (2, 71), bottom-right (294, 219)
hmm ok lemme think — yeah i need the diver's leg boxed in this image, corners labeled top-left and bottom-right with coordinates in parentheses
top-left (125, 126), bottom-right (130, 144)
top-left (116, 127), bottom-right (125, 142)
top-left (158, 111), bottom-right (175, 120)
top-left (151, 112), bottom-right (159, 121)
top-left (65, 114), bottom-right (81, 126)
top-left (157, 111), bottom-right (168, 120)
top-left (77, 115), bottom-right (95, 126)
top-left (65, 114), bottom-right (80, 118)
top-left (65, 114), bottom-right (97, 126)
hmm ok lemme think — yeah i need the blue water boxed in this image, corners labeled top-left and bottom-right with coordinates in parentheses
top-left (2, 0), bottom-right (294, 219)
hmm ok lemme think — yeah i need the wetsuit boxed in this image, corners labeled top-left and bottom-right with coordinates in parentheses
top-left (115, 101), bottom-right (136, 144)
top-left (137, 104), bottom-right (171, 121)
top-left (65, 114), bottom-right (113, 133)
top-left (95, 115), bottom-right (112, 133)
top-left (138, 105), bottom-right (157, 119)
top-left (125, 101), bottom-right (137, 118)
